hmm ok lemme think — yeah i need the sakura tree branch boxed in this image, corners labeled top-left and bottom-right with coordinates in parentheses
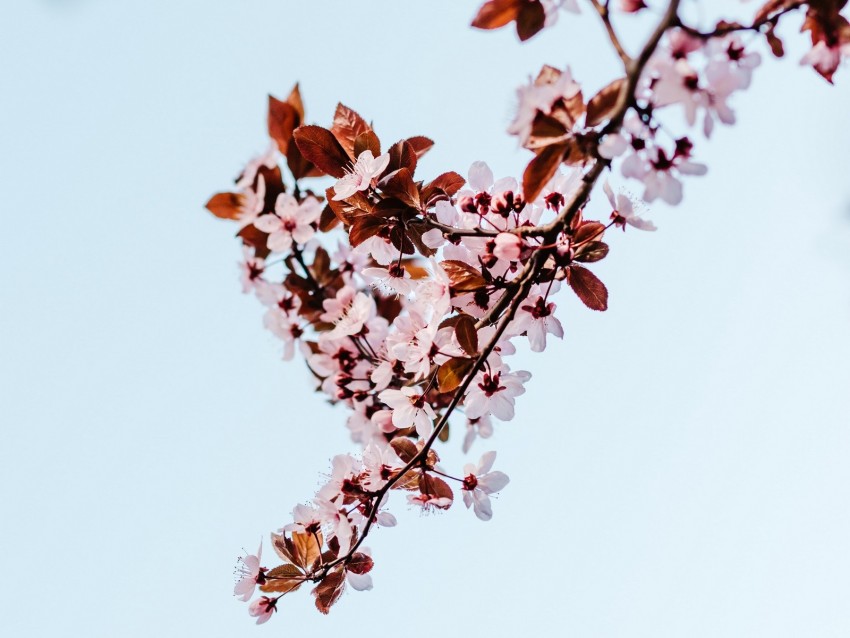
top-left (674, 0), bottom-right (806, 39)
top-left (590, 0), bottom-right (632, 66)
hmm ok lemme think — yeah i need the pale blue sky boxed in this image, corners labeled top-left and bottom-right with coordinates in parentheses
top-left (2, 1), bottom-right (850, 636)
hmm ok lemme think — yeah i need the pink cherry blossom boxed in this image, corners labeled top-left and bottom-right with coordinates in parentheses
top-left (465, 367), bottom-right (531, 421)
top-left (333, 150), bottom-right (391, 200)
top-left (603, 180), bottom-right (656, 231)
top-left (234, 542), bottom-right (265, 602)
top-left (253, 194), bottom-right (322, 253)
top-left (248, 596), bottom-right (277, 624)
top-left (461, 451), bottom-right (510, 521)
top-left (378, 387), bottom-right (437, 438)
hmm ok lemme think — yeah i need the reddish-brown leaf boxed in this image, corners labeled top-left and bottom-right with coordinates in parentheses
top-left (319, 204), bottom-right (340, 232)
top-left (522, 144), bottom-right (566, 203)
top-left (386, 140), bottom-right (418, 177)
top-left (454, 314), bottom-right (479, 356)
top-left (293, 125), bottom-right (350, 179)
top-left (390, 438), bottom-right (418, 463)
top-left (566, 265), bottom-right (608, 311)
top-left (205, 192), bottom-right (245, 220)
top-left (291, 530), bottom-right (323, 571)
top-left (516, 0), bottom-right (546, 41)
top-left (419, 474), bottom-right (454, 506)
top-left (378, 168), bottom-right (420, 209)
top-left (286, 83), bottom-right (304, 121)
top-left (286, 136), bottom-right (322, 181)
top-left (236, 224), bottom-right (270, 259)
top-left (349, 215), bottom-right (387, 247)
top-left (268, 95), bottom-right (299, 155)
top-left (331, 103), bottom-right (372, 159)
top-left (765, 23), bottom-right (785, 57)
top-left (573, 240), bottom-right (609, 263)
top-left (440, 260), bottom-right (487, 292)
top-left (405, 135), bottom-right (434, 157)
top-left (426, 171), bottom-right (466, 197)
top-left (347, 553), bottom-right (374, 575)
top-left (354, 130), bottom-right (381, 158)
top-left (437, 357), bottom-right (476, 393)
top-left (313, 569), bottom-right (346, 615)
top-left (260, 564), bottom-right (304, 594)
top-left (405, 136), bottom-right (434, 158)
top-left (271, 532), bottom-right (297, 565)
top-left (586, 78), bottom-right (626, 127)
top-left (573, 220), bottom-right (606, 244)
top-left (471, 0), bottom-right (522, 29)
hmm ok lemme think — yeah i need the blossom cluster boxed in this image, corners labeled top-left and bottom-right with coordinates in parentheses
top-left (206, 0), bottom-right (846, 624)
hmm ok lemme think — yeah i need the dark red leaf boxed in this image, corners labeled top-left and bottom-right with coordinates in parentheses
top-left (268, 95), bottom-right (299, 155)
top-left (426, 171), bottom-right (466, 197)
top-left (293, 126), bottom-right (351, 179)
top-left (573, 240), bottom-right (609, 263)
top-left (354, 130), bottom-right (381, 158)
top-left (405, 136), bottom-right (434, 158)
top-left (454, 314), bottom-right (479, 356)
top-left (516, 0), bottom-right (546, 41)
top-left (386, 140), bottom-right (417, 177)
top-left (586, 78), bottom-right (626, 127)
top-left (236, 224), bottom-right (270, 260)
top-left (522, 144), bottom-right (566, 203)
top-left (347, 553), bottom-right (374, 575)
top-left (331, 103), bottom-right (372, 159)
top-left (566, 265), bottom-right (608, 311)
top-left (313, 569), bottom-right (346, 615)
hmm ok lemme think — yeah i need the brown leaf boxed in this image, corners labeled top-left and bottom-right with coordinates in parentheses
top-left (291, 530), bottom-right (323, 571)
top-left (386, 140), bottom-right (418, 177)
top-left (319, 205), bottom-right (340, 232)
top-left (516, 0), bottom-right (546, 41)
top-left (522, 144), bottom-right (566, 203)
top-left (346, 553), bottom-right (374, 575)
top-left (425, 171), bottom-right (466, 198)
top-left (440, 260), bottom-right (487, 292)
top-left (331, 103), bottom-right (372, 159)
top-left (390, 438), bottom-right (418, 463)
top-left (454, 314), bottom-right (479, 356)
top-left (574, 220), bottom-right (606, 244)
top-left (471, 0), bottom-right (522, 29)
top-left (260, 564), bottom-right (304, 594)
top-left (754, 0), bottom-right (802, 23)
top-left (405, 136), bottom-right (435, 158)
top-left (268, 95), bottom-right (299, 155)
top-left (349, 215), bottom-right (387, 247)
top-left (271, 532), bottom-right (298, 565)
top-left (378, 168), bottom-right (420, 209)
top-left (764, 23), bottom-right (785, 57)
top-left (236, 224), bottom-right (270, 260)
top-left (287, 83), bottom-right (305, 122)
top-left (205, 192), bottom-right (245, 220)
top-left (354, 130), bottom-right (381, 158)
top-left (437, 357), bottom-right (476, 393)
top-left (293, 125), bottom-right (351, 178)
top-left (419, 474), bottom-right (454, 507)
top-left (286, 136), bottom-right (322, 181)
top-left (313, 569), bottom-right (346, 615)
top-left (573, 240), bottom-right (609, 263)
top-left (566, 265), bottom-right (608, 311)
top-left (586, 78), bottom-right (626, 127)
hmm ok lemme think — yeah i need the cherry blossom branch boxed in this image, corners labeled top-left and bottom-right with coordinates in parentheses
top-left (674, 1), bottom-right (806, 39)
top-left (590, 0), bottom-right (632, 65)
